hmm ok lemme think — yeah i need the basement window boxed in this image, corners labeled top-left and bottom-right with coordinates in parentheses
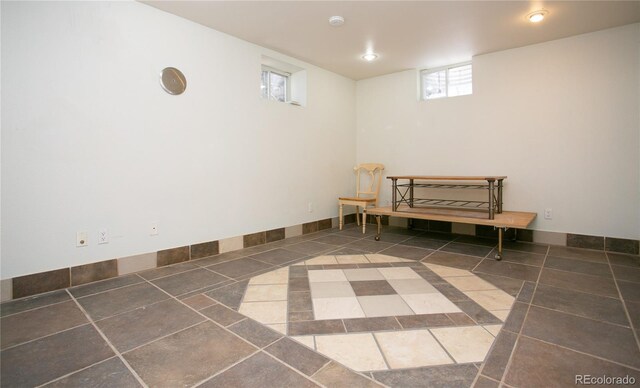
top-left (421, 62), bottom-right (472, 100)
top-left (261, 66), bottom-right (289, 102)
top-left (260, 55), bottom-right (307, 106)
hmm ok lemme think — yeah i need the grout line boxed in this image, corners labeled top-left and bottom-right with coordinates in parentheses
top-left (118, 322), bottom-right (208, 356)
top-left (498, 244), bottom-right (549, 386)
top-left (0, 297), bottom-right (76, 319)
top-left (68, 274), bottom-right (147, 298)
top-left (604, 250), bottom-right (640, 353)
top-left (0, 321), bottom-right (91, 352)
top-left (369, 332), bottom-right (392, 370)
top-left (526, 301), bottom-right (634, 329)
top-left (201, 266), bottom-right (236, 281)
top-left (425, 328), bottom-right (457, 364)
top-left (88, 296), bottom-right (176, 324)
top-left (517, 333), bottom-right (640, 372)
top-left (65, 290), bottom-right (148, 388)
top-left (137, 266), bottom-right (201, 282)
top-left (284, 272), bottom-right (289, 335)
top-left (34, 356), bottom-right (124, 388)
top-left (190, 349), bottom-right (262, 388)
top-left (2, 274), bottom-right (147, 315)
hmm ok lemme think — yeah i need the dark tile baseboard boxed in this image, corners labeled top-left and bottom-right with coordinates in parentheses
top-left (568, 233), bottom-right (639, 255)
top-left (5, 217), bottom-right (335, 301)
top-left (4, 215), bottom-right (638, 302)
top-left (12, 269), bottom-right (71, 299)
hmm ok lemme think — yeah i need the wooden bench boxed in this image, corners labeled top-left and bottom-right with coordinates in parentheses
top-left (369, 206), bottom-right (536, 260)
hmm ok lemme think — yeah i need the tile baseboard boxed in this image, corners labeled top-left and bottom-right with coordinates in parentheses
top-left (2, 216), bottom-right (637, 302)
top-left (4, 217), bottom-right (334, 301)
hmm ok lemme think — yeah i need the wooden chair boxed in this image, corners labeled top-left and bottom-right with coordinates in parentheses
top-left (338, 163), bottom-right (385, 233)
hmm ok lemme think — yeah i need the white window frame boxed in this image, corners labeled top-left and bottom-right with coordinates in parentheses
top-left (420, 61), bottom-right (472, 100)
top-left (261, 65), bottom-right (291, 102)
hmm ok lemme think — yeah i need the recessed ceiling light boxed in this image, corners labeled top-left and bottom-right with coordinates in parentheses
top-left (362, 53), bottom-right (378, 62)
top-left (527, 10), bottom-right (548, 23)
top-left (328, 16), bottom-right (344, 27)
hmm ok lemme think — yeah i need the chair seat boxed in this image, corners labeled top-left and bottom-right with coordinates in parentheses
top-left (338, 197), bottom-right (376, 202)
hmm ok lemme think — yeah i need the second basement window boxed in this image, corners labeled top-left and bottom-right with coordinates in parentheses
top-left (261, 66), bottom-right (290, 102)
top-left (421, 63), bottom-right (472, 100)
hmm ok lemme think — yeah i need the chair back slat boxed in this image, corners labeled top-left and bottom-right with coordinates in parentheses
top-left (354, 163), bottom-right (385, 206)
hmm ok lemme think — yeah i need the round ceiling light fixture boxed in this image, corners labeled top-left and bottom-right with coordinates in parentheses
top-left (527, 9), bottom-right (548, 23)
top-left (328, 15), bottom-right (345, 27)
top-left (361, 53), bottom-right (378, 62)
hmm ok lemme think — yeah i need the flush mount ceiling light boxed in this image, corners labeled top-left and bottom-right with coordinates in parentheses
top-left (527, 9), bottom-right (548, 23)
top-left (362, 53), bottom-right (378, 62)
top-left (328, 15), bottom-right (345, 27)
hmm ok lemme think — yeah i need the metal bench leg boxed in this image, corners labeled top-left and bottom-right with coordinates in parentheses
top-left (374, 215), bottom-right (382, 241)
top-left (495, 228), bottom-right (503, 261)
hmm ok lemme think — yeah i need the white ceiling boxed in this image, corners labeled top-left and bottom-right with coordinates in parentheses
top-left (142, 1), bottom-right (640, 80)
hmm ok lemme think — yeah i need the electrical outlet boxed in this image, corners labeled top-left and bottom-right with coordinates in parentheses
top-left (76, 231), bottom-right (88, 247)
top-left (544, 208), bottom-right (553, 220)
top-left (308, 202), bottom-right (313, 213)
top-left (98, 229), bottom-right (108, 244)
top-left (150, 224), bottom-right (159, 236)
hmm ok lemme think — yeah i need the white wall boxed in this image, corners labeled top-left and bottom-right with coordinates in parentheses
top-left (1, 1), bottom-right (356, 278)
top-left (357, 24), bottom-right (640, 240)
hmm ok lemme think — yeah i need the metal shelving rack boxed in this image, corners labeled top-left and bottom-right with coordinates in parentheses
top-left (388, 176), bottom-right (506, 219)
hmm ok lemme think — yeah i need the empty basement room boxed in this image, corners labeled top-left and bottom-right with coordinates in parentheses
top-left (1, 1), bottom-right (639, 387)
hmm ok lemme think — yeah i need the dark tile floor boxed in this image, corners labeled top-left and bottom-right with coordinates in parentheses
top-left (1, 224), bottom-right (639, 387)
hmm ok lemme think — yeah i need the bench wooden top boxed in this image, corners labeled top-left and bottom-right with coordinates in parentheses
top-left (387, 176), bottom-right (507, 181)
top-left (368, 206), bottom-right (536, 229)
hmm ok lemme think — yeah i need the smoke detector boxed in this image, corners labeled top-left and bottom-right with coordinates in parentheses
top-left (328, 16), bottom-right (345, 27)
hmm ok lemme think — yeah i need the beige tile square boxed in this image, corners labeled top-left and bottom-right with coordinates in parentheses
top-left (388, 279), bottom-right (438, 295)
top-left (491, 310), bottom-right (510, 321)
top-left (292, 335), bottom-right (315, 350)
top-left (343, 268), bottom-right (384, 281)
top-left (313, 297), bottom-right (365, 320)
top-left (446, 276), bottom-right (496, 291)
top-left (308, 269), bottom-right (347, 283)
top-left (239, 301), bottom-right (287, 324)
top-left (532, 230), bottom-right (566, 246)
top-left (378, 267), bottom-right (422, 280)
top-left (266, 323), bottom-right (287, 335)
top-left (219, 235), bottom-right (244, 253)
top-left (1, 278), bottom-right (13, 302)
top-left (483, 325), bottom-right (503, 337)
top-left (423, 263), bottom-right (471, 277)
top-left (401, 293), bottom-right (461, 314)
top-left (374, 330), bottom-right (452, 368)
top-left (285, 224), bottom-right (303, 238)
top-left (465, 290), bottom-right (515, 311)
top-left (357, 295), bottom-right (414, 317)
top-left (366, 254), bottom-right (410, 263)
top-left (430, 326), bottom-right (495, 363)
top-left (310, 281), bottom-right (355, 298)
top-left (243, 285), bottom-right (288, 302)
top-left (315, 333), bottom-right (388, 371)
top-left (306, 256), bottom-right (338, 265)
top-left (117, 252), bottom-right (157, 275)
top-left (249, 267), bottom-right (289, 285)
top-left (336, 255), bottom-right (369, 264)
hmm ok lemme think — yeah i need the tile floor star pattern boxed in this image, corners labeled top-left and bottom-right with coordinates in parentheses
top-left (238, 254), bottom-right (515, 372)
